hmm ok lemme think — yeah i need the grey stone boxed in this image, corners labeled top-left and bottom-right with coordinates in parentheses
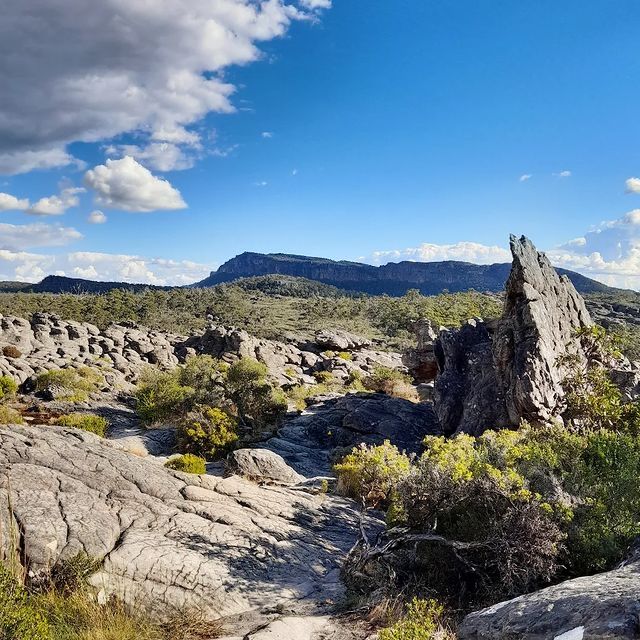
top-left (459, 561), bottom-right (640, 640)
top-left (227, 449), bottom-right (305, 485)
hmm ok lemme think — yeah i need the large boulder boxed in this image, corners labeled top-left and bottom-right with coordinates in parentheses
top-left (227, 448), bottom-right (305, 485)
top-left (434, 236), bottom-right (592, 435)
top-left (458, 560), bottom-right (640, 640)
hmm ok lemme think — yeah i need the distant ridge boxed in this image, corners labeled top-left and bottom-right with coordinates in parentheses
top-left (194, 251), bottom-right (617, 296)
top-left (0, 252), bottom-right (621, 296)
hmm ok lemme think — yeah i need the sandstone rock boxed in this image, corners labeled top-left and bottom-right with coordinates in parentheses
top-left (402, 319), bottom-right (439, 383)
top-left (458, 561), bottom-right (640, 640)
top-left (314, 330), bottom-right (371, 352)
top-left (227, 449), bottom-right (305, 485)
top-left (0, 424), bottom-right (381, 622)
top-left (434, 236), bottom-right (592, 435)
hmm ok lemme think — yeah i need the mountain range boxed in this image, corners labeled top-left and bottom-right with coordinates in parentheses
top-left (0, 251), bottom-right (621, 296)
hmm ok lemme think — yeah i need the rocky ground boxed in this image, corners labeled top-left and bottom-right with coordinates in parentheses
top-left (2, 235), bottom-right (640, 639)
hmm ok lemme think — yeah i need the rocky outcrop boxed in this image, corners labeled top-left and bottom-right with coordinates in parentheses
top-left (0, 313), bottom-right (179, 388)
top-left (434, 236), bottom-right (592, 435)
top-left (402, 319), bottom-right (440, 383)
top-left (178, 325), bottom-right (403, 387)
top-left (265, 393), bottom-right (441, 477)
top-left (459, 560), bottom-right (640, 639)
top-left (0, 314), bottom-right (404, 393)
top-left (0, 424), bottom-right (381, 630)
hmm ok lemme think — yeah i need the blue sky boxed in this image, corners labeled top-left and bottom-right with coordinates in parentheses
top-left (1, 0), bottom-right (640, 286)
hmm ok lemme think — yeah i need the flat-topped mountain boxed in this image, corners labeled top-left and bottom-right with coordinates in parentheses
top-left (195, 251), bottom-right (616, 295)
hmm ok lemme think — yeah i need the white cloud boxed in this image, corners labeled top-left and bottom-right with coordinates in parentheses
top-left (519, 174), bottom-right (532, 182)
top-left (625, 177), bottom-right (640, 194)
top-left (546, 210), bottom-right (640, 289)
top-left (87, 210), bottom-right (107, 225)
top-left (292, 168), bottom-right (298, 176)
top-left (554, 170), bottom-right (572, 178)
top-left (26, 187), bottom-right (84, 216)
top-left (261, 131), bottom-right (274, 139)
top-left (84, 157), bottom-right (187, 212)
top-left (105, 142), bottom-right (197, 172)
top-left (0, 249), bottom-right (213, 285)
top-left (0, 223), bottom-right (82, 251)
top-left (254, 180), bottom-right (268, 187)
top-left (370, 241), bottom-right (511, 265)
top-left (0, 192), bottom-right (29, 211)
top-left (0, 1), bottom-right (329, 175)
top-left (300, 0), bottom-right (332, 8)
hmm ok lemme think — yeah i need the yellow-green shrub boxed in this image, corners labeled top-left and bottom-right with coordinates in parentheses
top-left (54, 413), bottom-right (109, 437)
top-left (0, 406), bottom-right (23, 425)
top-left (0, 375), bottom-right (18, 401)
top-left (135, 368), bottom-right (194, 424)
top-left (176, 406), bottom-right (238, 459)
top-left (0, 564), bottom-right (51, 640)
top-left (165, 454), bottom-right (207, 474)
top-left (379, 598), bottom-right (452, 640)
top-left (35, 367), bottom-right (102, 402)
top-left (334, 440), bottom-right (411, 509)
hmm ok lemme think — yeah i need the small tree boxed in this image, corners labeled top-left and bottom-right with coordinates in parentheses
top-left (226, 358), bottom-right (287, 429)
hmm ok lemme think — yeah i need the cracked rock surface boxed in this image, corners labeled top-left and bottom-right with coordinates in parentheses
top-left (0, 424), bottom-right (381, 632)
top-left (459, 560), bottom-right (640, 640)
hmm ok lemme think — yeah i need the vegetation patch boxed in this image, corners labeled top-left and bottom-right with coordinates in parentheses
top-left (0, 406), bottom-right (24, 425)
top-left (0, 375), bottom-right (18, 401)
top-left (176, 407), bottom-right (238, 460)
top-left (54, 413), bottom-right (109, 437)
top-left (165, 454), bottom-right (207, 474)
top-left (363, 366), bottom-right (418, 402)
top-left (35, 367), bottom-right (102, 402)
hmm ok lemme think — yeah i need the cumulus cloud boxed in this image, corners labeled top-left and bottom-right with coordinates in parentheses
top-left (26, 187), bottom-right (84, 216)
top-left (547, 210), bottom-right (640, 289)
top-left (519, 174), bottom-right (532, 182)
top-left (0, 223), bottom-right (82, 251)
top-left (105, 142), bottom-right (197, 172)
top-left (0, 250), bottom-right (213, 285)
top-left (0, 0), bottom-right (329, 175)
top-left (554, 170), bottom-right (572, 178)
top-left (625, 177), bottom-right (640, 194)
top-left (87, 210), bottom-right (107, 225)
top-left (84, 157), bottom-right (187, 212)
top-left (370, 241), bottom-right (511, 265)
top-left (261, 131), bottom-right (274, 139)
top-left (300, 0), bottom-right (332, 8)
top-left (0, 192), bottom-right (29, 211)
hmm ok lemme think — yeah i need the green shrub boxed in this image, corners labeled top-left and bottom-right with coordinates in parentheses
top-left (50, 554), bottom-right (102, 595)
top-left (0, 564), bottom-right (52, 640)
top-left (313, 371), bottom-right (335, 385)
top-left (176, 406), bottom-right (238, 459)
top-left (35, 367), bottom-right (102, 402)
top-left (0, 406), bottom-right (23, 425)
top-left (179, 355), bottom-right (227, 407)
top-left (334, 441), bottom-right (411, 509)
top-left (378, 598), bottom-right (452, 640)
top-left (54, 413), bottom-right (109, 437)
top-left (226, 358), bottom-right (287, 428)
top-left (0, 375), bottom-right (18, 401)
top-left (337, 351), bottom-right (352, 360)
top-left (134, 368), bottom-right (194, 424)
top-left (165, 454), bottom-right (207, 474)
top-left (364, 366), bottom-right (417, 401)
